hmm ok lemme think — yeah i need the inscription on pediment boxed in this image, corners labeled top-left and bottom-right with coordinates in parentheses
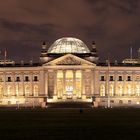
top-left (56, 57), bottom-right (82, 65)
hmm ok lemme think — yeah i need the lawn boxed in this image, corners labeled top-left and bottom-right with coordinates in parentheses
top-left (0, 108), bottom-right (140, 140)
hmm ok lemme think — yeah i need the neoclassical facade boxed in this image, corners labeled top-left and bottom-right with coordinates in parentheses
top-left (0, 37), bottom-right (140, 107)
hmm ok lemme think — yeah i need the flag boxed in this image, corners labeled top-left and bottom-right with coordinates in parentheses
top-left (4, 49), bottom-right (7, 59)
top-left (107, 53), bottom-right (110, 68)
top-left (4, 49), bottom-right (7, 63)
top-left (130, 47), bottom-right (133, 59)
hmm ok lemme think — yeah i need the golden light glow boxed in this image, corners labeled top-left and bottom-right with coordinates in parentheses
top-left (34, 85), bottom-right (39, 96)
top-left (118, 85), bottom-right (123, 96)
top-left (25, 85), bottom-right (30, 96)
top-left (7, 86), bottom-right (12, 96)
top-left (109, 84), bottom-right (114, 96)
top-left (56, 70), bottom-right (82, 98)
top-left (100, 84), bottom-right (105, 96)
top-left (127, 85), bottom-right (131, 96)
top-left (136, 85), bottom-right (140, 96)
top-left (0, 86), bottom-right (3, 97)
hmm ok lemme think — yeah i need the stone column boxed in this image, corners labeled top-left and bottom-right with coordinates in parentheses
top-left (30, 73), bottom-right (33, 96)
top-left (12, 72), bottom-right (16, 96)
top-left (63, 70), bottom-right (66, 95)
top-left (123, 72), bottom-right (126, 96)
top-left (4, 72), bottom-right (6, 96)
top-left (91, 70), bottom-right (94, 96)
top-left (132, 72), bottom-right (135, 96)
top-left (82, 70), bottom-right (85, 95)
top-left (54, 70), bottom-right (57, 96)
top-left (39, 70), bottom-right (45, 96)
top-left (114, 72), bottom-right (117, 97)
top-left (22, 72), bottom-right (25, 96)
top-left (73, 70), bottom-right (76, 96)
top-left (45, 71), bottom-right (48, 96)
top-left (105, 71), bottom-right (108, 97)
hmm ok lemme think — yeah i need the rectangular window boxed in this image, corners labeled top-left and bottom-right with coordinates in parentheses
top-left (0, 77), bottom-right (3, 82)
top-left (110, 76), bottom-right (114, 81)
top-left (127, 76), bottom-right (131, 81)
top-left (7, 77), bottom-right (11, 82)
top-left (128, 100), bottom-right (131, 104)
top-left (16, 77), bottom-right (20, 82)
top-left (25, 76), bottom-right (29, 82)
top-left (119, 100), bottom-right (123, 104)
top-left (34, 76), bottom-right (38, 81)
top-left (100, 76), bottom-right (105, 81)
top-left (8, 101), bottom-right (11, 105)
top-left (118, 76), bottom-right (123, 81)
top-left (110, 100), bottom-right (114, 103)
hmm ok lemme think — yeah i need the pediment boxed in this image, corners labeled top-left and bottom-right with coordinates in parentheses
top-left (43, 54), bottom-right (96, 66)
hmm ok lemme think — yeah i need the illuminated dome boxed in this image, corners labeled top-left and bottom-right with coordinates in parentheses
top-left (47, 37), bottom-right (90, 54)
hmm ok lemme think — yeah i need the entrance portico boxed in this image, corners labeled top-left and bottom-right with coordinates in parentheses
top-left (44, 54), bottom-right (96, 101)
top-left (56, 70), bottom-right (82, 99)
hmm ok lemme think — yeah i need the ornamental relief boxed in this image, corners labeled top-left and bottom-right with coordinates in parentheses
top-left (56, 57), bottom-right (82, 65)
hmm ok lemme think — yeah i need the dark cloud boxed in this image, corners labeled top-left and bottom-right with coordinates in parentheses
top-left (0, 0), bottom-right (139, 62)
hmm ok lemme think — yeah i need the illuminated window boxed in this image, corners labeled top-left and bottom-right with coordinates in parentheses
top-left (34, 85), bottom-right (39, 96)
top-left (7, 86), bottom-right (12, 96)
top-left (25, 85), bottom-right (30, 96)
top-left (0, 86), bottom-right (3, 96)
top-left (65, 70), bottom-right (73, 97)
top-left (76, 71), bottom-right (82, 98)
top-left (100, 84), bottom-right (105, 96)
top-left (136, 85), bottom-right (140, 96)
top-left (109, 84), bottom-right (114, 96)
top-left (127, 85), bottom-right (131, 96)
top-left (118, 85), bottom-right (123, 96)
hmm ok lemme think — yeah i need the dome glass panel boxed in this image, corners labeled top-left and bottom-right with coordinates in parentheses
top-left (47, 37), bottom-right (90, 54)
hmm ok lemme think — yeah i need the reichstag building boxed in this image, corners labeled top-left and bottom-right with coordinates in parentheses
top-left (0, 37), bottom-right (140, 107)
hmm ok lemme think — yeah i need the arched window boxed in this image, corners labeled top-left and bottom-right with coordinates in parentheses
top-left (127, 85), bottom-right (131, 96)
top-left (25, 85), bottom-right (30, 96)
top-left (0, 86), bottom-right (3, 97)
top-left (7, 86), bottom-right (12, 96)
top-left (100, 84), bottom-right (105, 96)
top-left (16, 84), bottom-right (22, 96)
top-left (109, 84), bottom-right (114, 96)
top-left (33, 85), bottom-right (39, 96)
top-left (118, 85), bottom-right (123, 96)
top-left (136, 85), bottom-right (140, 96)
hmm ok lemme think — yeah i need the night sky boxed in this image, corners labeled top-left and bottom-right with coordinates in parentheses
top-left (0, 0), bottom-right (140, 62)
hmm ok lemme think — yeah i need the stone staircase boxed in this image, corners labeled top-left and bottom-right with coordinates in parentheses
top-left (47, 101), bottom-right (93, 108)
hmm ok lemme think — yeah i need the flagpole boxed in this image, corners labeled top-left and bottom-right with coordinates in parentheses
top-left (107, 53), bottom-right (110, 108)
top-left (130, 46), bottom-right (133, 60)
top-left (4, 49), bottom-right (7, 64)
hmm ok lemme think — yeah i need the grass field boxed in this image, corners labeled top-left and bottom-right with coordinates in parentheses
top-left (0, 108), bottom-right (140, 140)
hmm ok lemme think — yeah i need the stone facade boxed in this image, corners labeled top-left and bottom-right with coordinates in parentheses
top-left (0, 37), bottom-right (140, 107)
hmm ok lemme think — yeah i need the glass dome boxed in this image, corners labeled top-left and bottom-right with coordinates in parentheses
top-left (47, 37), bottom-right (90, 54)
